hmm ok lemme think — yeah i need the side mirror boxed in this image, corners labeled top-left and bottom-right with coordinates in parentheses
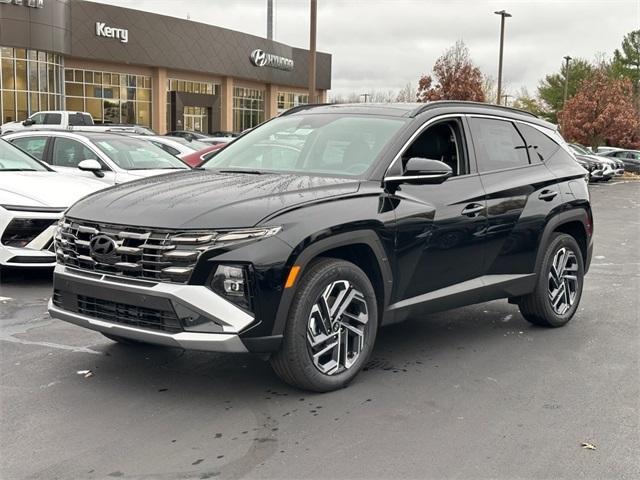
top-left (78, 159), bottom-right (105, 178)
top-left (22, 119), bottom-right (35, 126)
top-left (385, 157), bottom-right (452, 187)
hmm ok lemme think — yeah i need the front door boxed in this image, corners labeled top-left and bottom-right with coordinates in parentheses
top-left (391, 118), bottom-right (489, 305)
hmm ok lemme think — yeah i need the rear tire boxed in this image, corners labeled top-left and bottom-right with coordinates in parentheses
top-left (270, 258), bottom-right (378, 392)
top-left (518, 233), bottom-right (584, 327)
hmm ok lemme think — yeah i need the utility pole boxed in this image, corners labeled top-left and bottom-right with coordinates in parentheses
top-left (360, 93), bottom-right (371, 103)
top-left (308, 0), bottom-right (317, 103)
top-left (563, 55), bottom-right (572, 106)
top-left (494, 10), bottom-right (512, 104)
top-left (267, 0), bottom-right (273, 40)
top-left (502, 94), bottom-right (512, 106)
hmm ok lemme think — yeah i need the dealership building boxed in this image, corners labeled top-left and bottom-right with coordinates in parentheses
top-left (0, 0), bottom-right (332, 133)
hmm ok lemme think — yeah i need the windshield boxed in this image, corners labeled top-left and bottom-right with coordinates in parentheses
top-left (202, 114), bottom-right (406, 177)
top-left (0, 139), bottom-right (49, 172)
top-left (93, 137), bottom-right (189, 170)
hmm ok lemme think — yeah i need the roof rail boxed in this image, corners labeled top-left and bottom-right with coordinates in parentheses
top-left (410, 100), bottom-right (538, 119)
top-left (278, 103), bottom-right (331, 116)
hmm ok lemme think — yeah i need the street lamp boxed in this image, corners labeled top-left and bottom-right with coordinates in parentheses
top-left (308, 0), bottom-right (317, 103)
top-left (494, 10), bottom-right (512, 105)
top-left (563, 55), bottom-right (572, 106)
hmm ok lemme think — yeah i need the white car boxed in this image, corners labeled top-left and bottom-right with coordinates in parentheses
top-left (569, 144), bottom-right (624, 176)
top-left (0, 139), bottom-right (105, 268)
top-left (135, 135), bottom-right (210, 159)
top-left (4, 131), bottom-right (190, 185)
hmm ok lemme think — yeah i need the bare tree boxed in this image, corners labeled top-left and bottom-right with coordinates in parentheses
top-left (396, 82), bottom-right (417, 102)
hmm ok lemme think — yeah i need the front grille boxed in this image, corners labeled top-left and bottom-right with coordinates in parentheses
top-left (52, 290), bottom-right (182, 333)
top-left (55, 220), bottom-right (217, 283)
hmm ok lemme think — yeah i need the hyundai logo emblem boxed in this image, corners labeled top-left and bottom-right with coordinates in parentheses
top-left (250, 49), bottom-right (268, 67)
top-left (89, 234), bottom-right (118, 262)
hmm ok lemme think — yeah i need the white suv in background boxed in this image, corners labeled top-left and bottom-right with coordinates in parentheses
top-left (4, 131), bottom-right (190, 185)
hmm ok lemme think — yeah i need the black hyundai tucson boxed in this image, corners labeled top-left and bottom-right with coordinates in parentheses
top-left (49, 101), bottom-right (593, 392)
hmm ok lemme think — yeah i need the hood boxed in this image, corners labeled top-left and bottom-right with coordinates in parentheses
top-left (0, 172), bottom-right (105, 208)
top-left (115, 168), bottom-right (190, 184)
top-left (66, 170), bottom-right (361, 229)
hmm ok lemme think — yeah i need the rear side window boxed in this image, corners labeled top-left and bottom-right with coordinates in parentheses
top-left (43, 113), bottom-right (62, 125)
top-left (68, 113), bottom-right (90, 126)
top-left (11, 137), bottom-right (48, 161)
top-left (515, 123), bottom-right (559, 162)
top-left (469, 118), bottom-right (529, 172)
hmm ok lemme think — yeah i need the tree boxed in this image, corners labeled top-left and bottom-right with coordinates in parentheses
top-left (396, 82), bottom-right (417, 102)
top-left (611, 30), bottom-right (640, 110)
top-left (537, 58), bottom-right (593, 123)
top-left (511, 87), bottom-right (544, 116)
top-left (417, 40), bottom-right (485, 102)
top-left (559, 69), bottom-right (639, 150)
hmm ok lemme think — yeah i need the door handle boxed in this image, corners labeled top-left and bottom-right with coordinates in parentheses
top-left (538, 189), bottom-right (558, 201)
top-left (461, 203), bottom-right (485, 217)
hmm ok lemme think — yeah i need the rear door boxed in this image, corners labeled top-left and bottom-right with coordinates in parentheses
top-left (468, 116), bottom-right (563, 276)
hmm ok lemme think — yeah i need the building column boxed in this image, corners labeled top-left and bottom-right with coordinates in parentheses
top-left (265, 84), bottom-right (278, 119)
top-left (319, 90), bottom-right (327, 103)
top-left (220, 76), bottom-right (234, 132)
top-left (151, 67), bottom-right (167, 133)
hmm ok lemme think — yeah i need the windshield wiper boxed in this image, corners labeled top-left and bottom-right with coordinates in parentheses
top-left (218, 169), bottom-right (263, 175)
top-left (1, 168), bottom-right (39, 172)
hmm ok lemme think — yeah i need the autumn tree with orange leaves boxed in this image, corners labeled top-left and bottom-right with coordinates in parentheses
top-left (417, 41), bottom-right (485, 102)
top-left (559, 69), bottom-right (640, 150)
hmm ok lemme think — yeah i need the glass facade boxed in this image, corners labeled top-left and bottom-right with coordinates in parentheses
top-left (277, 91), bottom-right (309, 113)
top-left (233, 87), bottom-right (265, 133)
top-left (64, 68), bottom-right (152, 126)
top-left (0, 47), bottom-right (64, 123)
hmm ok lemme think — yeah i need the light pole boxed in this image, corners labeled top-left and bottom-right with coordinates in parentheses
top-left (360, 93), bottom-right (371, 103)
top-left (494, 10), bottom-right (512, 104)
top-left (502, 94), bottom-right (512, 106)
top-left (267, 0), bottom-right (273, 40)
top-left (308, 0), bottom-right (317, 103)
top-left (563, 55), bottom-right (572, 106)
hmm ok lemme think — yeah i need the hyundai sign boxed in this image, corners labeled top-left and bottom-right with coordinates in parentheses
top-left (250, 49), bottom-right (294, 72)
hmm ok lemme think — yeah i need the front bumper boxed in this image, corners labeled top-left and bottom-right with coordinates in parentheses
top-left (48, 265), bottom-right (255, 352)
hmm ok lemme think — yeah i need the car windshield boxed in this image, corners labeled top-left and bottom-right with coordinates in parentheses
top-left (93, 136), bottom-right (189, 170)
top-left (202, 114), bottom-right (406, 177)
top-left (0, 139), bottom-right (49, 172)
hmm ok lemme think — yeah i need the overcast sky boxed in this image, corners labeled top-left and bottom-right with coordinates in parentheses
top-left (97, 0), bottom-right (639, 98)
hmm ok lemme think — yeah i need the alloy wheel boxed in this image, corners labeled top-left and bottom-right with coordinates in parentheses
top-left (548, 247), bottom-right (579, 315)
top-left (306, 280), bottom-right (369, 375)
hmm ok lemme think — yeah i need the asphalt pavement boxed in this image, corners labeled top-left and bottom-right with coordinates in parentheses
top-left (1, 180), bottom-right (639, 480)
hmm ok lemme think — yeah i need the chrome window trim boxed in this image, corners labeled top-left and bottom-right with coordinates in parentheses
top-left (383, 113), bottom-right (464, 180)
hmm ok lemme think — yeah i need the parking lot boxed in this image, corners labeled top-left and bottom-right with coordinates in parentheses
top-left (1, 180), bottom-right (638, 480)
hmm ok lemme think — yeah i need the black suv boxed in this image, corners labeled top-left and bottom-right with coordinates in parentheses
top-left (49, 102), bottom-right (593, 392)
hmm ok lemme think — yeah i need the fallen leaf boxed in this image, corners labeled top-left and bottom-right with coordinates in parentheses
top-left (581, 442), bottom-right (596, 450)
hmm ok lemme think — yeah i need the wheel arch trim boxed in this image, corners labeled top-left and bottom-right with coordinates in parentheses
top-left (270, 230), bottom-right (393, 338)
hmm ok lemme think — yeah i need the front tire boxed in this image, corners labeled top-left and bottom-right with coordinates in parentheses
top-left (518, 233), bottom-right (584, 327)
top-left (270, 258), bottom-right (378, 392)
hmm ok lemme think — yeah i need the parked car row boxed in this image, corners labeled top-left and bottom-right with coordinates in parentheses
top-left (568, 143), bottom-right (625, 182)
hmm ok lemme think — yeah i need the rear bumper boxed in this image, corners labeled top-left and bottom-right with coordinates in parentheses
top-left (48, 265), bottom-right (255, 352)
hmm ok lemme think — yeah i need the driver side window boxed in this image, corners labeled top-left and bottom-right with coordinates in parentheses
top-left (52, 137), bottom-right (100, 168)
top-left (403, 120), bottom-right (466, 176)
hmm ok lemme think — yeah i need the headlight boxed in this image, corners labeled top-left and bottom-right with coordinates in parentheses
top-left (209, 264), bottom-right (252, 310)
